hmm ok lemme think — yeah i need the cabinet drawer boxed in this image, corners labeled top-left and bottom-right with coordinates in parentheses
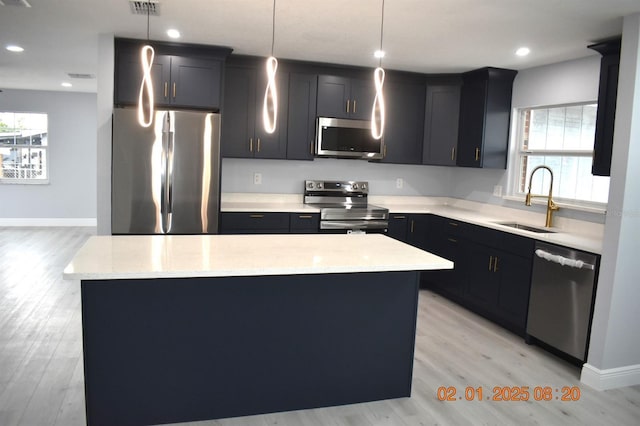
top-left (220, 212), bottom-right (289, 233)
top-left (458, 222), bottom-right (501, 247)
top-left (290, 213), bottom-right (320, 233)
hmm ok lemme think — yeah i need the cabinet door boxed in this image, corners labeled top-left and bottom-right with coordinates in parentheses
top-left (386, 214), bottom-right (409, 242)
top-left (495, 251), bottom-right (532, 331)
top-left (589, 39), bottom-right (621, 177)
top-left (221, 66), bottom-right (257, 158)
top-left (349, 78), bottom-right (375, 120)
top-left (115, 51), bottom-right (170, 107)
top-left (406, 214), bottom-right (430, 250)
top-left (170, 56), bottom-right (223, 110)
top-left (464, 241), bottom-right (500, 310)
top-left (383, 80), bottom-right (425, 164)
top-left (423, 84), bottom-right (461, 165)
top-left (254, 70), bottom-right (289, 159)
top-left (457, 77), bottom-right (487, 167)
top-left (289, 213), bottom-right (320, 233)
top-left (316, 75), bottom-right (351, 119)
top-left (220, 212), bottom-right (289, 234)
top-left (457, 68), bottom-right (516, 169)
top-left (287, 73), bottom-right (318, 160)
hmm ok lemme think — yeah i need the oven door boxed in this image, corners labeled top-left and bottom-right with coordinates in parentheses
top-left (319, 220), bottom-right (389, 233)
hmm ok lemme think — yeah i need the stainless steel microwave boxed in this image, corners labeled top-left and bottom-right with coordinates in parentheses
top-left (315, 117), bottom-right (384, 160)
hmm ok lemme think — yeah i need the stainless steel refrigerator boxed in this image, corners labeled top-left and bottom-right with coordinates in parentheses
top-left (112, 108), bottom-right (221, 234)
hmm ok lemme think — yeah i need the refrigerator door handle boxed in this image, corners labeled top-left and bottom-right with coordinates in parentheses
top-left (161, 112), bottom-right (172, 233)
top-left (166, 118), bottom-right (175, 231)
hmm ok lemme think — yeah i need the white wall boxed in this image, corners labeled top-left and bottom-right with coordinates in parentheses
top-left (582, 14), bottom-right (640, 390)
top-left (96, 34), bottom-right (114, 235)
top-left (222, 158), bottom-right (452, 196)
top-left (448, 55), bottom-right (605, 224)
top-left (0, 89), bottom-right (97, 225)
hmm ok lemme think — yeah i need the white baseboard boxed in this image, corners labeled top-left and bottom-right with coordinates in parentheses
top-left (0, 218), bottom-right (97, 227)
top-left (581, 363), bottom-right (640, 390)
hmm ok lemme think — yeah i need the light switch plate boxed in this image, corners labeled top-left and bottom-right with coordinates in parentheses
top-left (254, 173), bottom-right (262, 185)
top-left (396, 178), bottom-right (403, 189)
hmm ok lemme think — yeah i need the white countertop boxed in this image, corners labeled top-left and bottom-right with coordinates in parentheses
top-left (220, 194), bottom-right (603, 254)
top-left (63, 234), bottom-right (453, 280)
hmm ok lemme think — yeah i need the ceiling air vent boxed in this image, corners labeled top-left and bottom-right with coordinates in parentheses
top-left (67, 73), bottom-right (96, 80)
top-left (0, 0), bottom-right (32, 7)
top-left (129, 1), bottom-right (160, 16)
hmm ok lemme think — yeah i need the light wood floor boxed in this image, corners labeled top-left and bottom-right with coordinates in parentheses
top-left (1, 227), bottom-right (639, 426)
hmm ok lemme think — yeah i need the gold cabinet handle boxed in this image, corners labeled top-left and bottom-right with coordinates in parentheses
top-left (447, 238), bottom-right (458, 243)
top-left (310, 141), bottom-right (314, 155)
top-left (394, 215), bottom-right (406, 219)
top-left (488, 255), bottom-right (494, 271)
top-left (448, 222), bottom-right (458, 227)
top-left (249, 138), bottom-right (253, 152)
top-left (257, 138), bottom-right (261, 152)
top-left (493, 256), bottom-right (499, 272)
top-left (451, 147), bottom-right (456, 161)
top-left (298, 215), bottom-right (313, 219)
top-left (475, 147), bottom-right (480, 161)
top-left (346, 99), bottom-right (350, 113)
top-left (164, 82), bottom-right (168, 98)
top-left (172, 82), bottom-right (176, 99)
top-left (384, 145), bottom-right (387, 157)
top-left (410, 220), bottom-right (415, 233)
top-left (353, 99), bottom-right (357, 113)
top-left (249, 214), bottom-right (264, 219)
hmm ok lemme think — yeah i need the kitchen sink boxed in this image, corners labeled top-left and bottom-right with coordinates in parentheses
top-left (494, 222), bottom-right (556, 234)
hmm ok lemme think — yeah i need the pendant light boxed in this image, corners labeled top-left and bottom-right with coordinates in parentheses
top-left (371, 0), bottom-right (386, 140)
top-left (263, 0), bottom-right (278, 134)
top-left (138, 1), bottom-right (155, 128)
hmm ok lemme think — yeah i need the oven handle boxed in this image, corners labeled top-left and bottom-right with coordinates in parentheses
top-left (320, 220), bottom-right (389, 230)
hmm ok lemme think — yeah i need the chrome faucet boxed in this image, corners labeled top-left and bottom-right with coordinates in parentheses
top-left (525, 165), bottom-right (559, 228)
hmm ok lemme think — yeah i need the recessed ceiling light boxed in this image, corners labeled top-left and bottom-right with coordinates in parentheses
top-left (167, 29), bottom-right (180, 39)
top-left (374, 50), bottom-right (385, 59)
top-left (6, 45), bottom-right (24, 53)
top-left (516, 47), bottom-right (531, 57)
top-left (61, 82), bottom-right (72, 88)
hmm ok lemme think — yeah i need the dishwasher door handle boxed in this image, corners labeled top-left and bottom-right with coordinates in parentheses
top-left (535, 249), bottom-right (595, 270)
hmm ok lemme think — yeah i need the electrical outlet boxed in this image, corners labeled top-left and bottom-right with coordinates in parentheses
top-left (253, 173), bottom-right (262, 185)
top-left (396, 178), bottom-right (403, 189)
top-left (493, 185), bottom-right (502, 197)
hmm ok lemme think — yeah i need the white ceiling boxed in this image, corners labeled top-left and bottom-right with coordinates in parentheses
top-left (1, 0), bottom-right (639, 93)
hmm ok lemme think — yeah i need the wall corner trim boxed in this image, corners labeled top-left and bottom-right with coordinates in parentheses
top-left (0, 218), bottom-right (97, 227)
top-left (581, 363), bottom-right (640, 390)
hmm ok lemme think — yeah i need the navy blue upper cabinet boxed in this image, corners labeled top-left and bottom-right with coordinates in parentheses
top-left (589, 38), bottom-right (621, 177)
top-left (456, 67), bottom-right (517, 168)
top-left (221, 61), bottom-right (288, 159)
top-left (317, 75), bottom-right (375, 120)
top-left (114, 38), bottom-right (230, 110)
top-left (423, 81), bottom-right (462, 166)
top-left (382, 76), bottom-right (426, 164)
top-left (286, 72), bottom-right (318, 160)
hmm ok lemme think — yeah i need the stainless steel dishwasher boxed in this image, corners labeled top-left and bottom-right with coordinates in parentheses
top-left (526, 242), bottom-right (599, 362)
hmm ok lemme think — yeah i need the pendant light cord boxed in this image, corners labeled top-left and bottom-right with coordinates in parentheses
top-left (146, 1), bottom-right (151, 40)
top-left (271, 0), bottom-right (276, 56)
top-left (379, 0), bottom-right (385, 67)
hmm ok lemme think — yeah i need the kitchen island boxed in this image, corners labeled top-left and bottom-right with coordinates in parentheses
top-left (64, 234), bottom-right (452, 426)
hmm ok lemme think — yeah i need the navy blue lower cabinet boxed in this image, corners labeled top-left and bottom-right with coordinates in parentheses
top-left (81, 271), bottom-right (420, 425)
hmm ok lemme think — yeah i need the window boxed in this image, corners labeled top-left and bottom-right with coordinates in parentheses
top-left (0, 112), bottom-right (48, 184)
top-left (510, 103), bottom-right (609, 207)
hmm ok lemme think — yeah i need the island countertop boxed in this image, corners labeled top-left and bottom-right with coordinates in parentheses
top-left (63, 234), bottom-right (453, 280)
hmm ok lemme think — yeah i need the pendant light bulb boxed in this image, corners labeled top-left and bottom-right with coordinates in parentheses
top-left (263, 0), bottom-right (278, 134)
top-left (138, 45), bottom-right (155, 128)
top-left (371, 0), bottom-right (386, 140)
top-left (263, 56), bottom-right (278, 134)
top-left (371, 67), bottom-right (385, 140)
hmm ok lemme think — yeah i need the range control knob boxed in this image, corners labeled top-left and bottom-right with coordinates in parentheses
top-left (316, 182), bottom-right (323, 189)
top-left (352, 183), bottom-right (359, 190)
top-left (361, 183), bottom-right (367, 190)
top-left (307, 182), bottom-right (314, 189)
